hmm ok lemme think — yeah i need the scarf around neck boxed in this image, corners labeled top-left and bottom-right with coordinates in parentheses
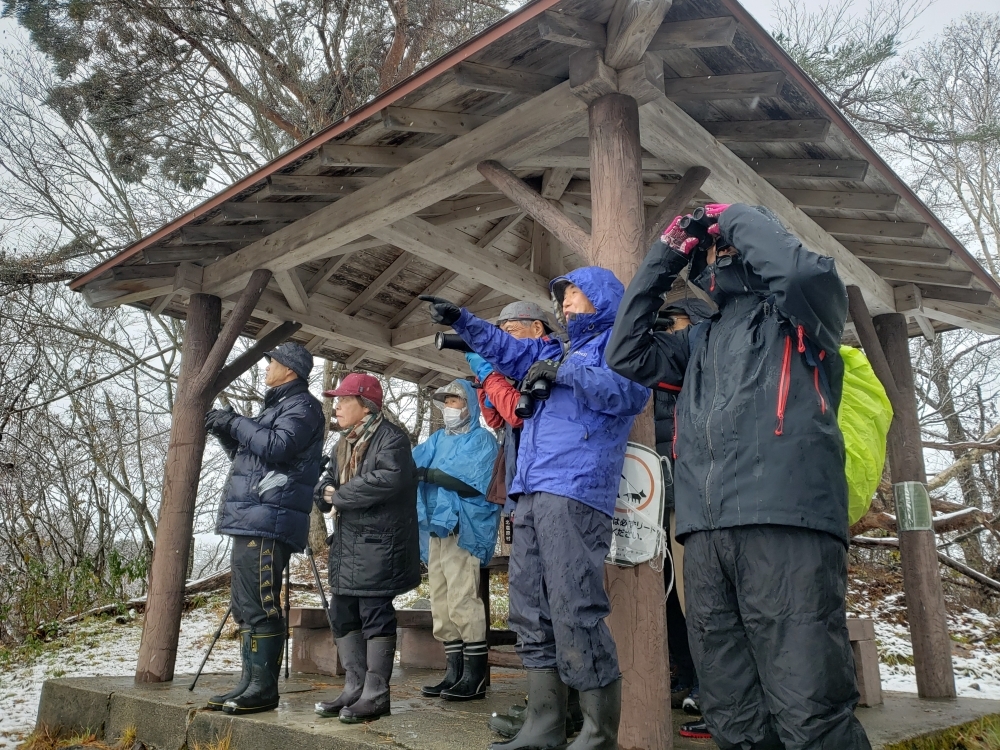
top-left (336, 412), bottom-right (383, 486)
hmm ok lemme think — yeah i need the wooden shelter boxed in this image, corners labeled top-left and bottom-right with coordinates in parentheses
top-left (70, 0), bottom-right (1000, 744)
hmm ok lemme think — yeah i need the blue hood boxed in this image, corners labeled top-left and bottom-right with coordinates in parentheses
top-left (550, 266), bottom-right (624, 344)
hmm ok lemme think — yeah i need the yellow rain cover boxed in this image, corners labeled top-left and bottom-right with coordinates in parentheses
top-left (839, 345), bottom-right (893, 525)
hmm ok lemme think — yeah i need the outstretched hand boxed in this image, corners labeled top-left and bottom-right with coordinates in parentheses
top-left (419, 295), bottom-right (461, 326)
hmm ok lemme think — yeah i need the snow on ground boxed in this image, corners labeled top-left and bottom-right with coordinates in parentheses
top-left (848, 576), bottom-right (1000, 700)
top-left (0, 600), bottom-right (241, 749)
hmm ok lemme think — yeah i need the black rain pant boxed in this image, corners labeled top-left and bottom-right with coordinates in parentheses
top-left (509, 491), bottom-right (620, 692)
top-left (684, 525), bottom-right (872, 750)
top-left (230, 535), bottom-right (291, 630)
top-left (329, 593), bottom-right (397, 639)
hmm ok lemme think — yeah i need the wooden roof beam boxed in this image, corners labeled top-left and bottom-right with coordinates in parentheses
top-left (265, 175), bottom-right (376, 196)
top-left (144, 246), bottom-right (231, 264)
top-left (742, 158), bottom-right (868, 180)
top-left (917, 285), bottom-right (991, 305)
top-left (455, 62), bottom-right (566, 96)
top-left (273, 269), bottom-right (310, 315)
top-left (344, 349), bottom-right (368, 370)
top-left (664, 72), bottom-right (785, 101)
top-left (605, 0), bottom-right (673, 69)
top-left (201, 82), bottom-right (589, 298)
top-left (637, 94), bottom-right (897, 314)
top-left (321, 144), bottom-right (432, 168)
top-left (705, 119), bottom-right (830, 143)
top-left (372, 215), bottom-right (551, 306)
top-left (252, 289), bottom-right (469, 377)
top-left (814, 217), bottom-right (927, 241)
top-left (216, 202), bottom-right (331, 221)
top-left (780, 189), bottom-right (899, 211)
top-left (841, 242), bottom-right (949, 265)
top-left (919, 299), bottom-right (1000, 335)
top-left (382, 107), bottom-right (492, 135)
top-left (861, 261), bottom-right (973, 288)
top-left (648, 17), bottom-right (738, 52)
top-left (341, 253), bottom-right (413, 316)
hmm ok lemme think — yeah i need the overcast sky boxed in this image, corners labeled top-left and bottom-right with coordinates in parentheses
top-left (738, 0), bottom-right (992, 45)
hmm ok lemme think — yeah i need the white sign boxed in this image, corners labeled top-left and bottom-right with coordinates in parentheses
top-left (606, 442), bottom-right (666, 567)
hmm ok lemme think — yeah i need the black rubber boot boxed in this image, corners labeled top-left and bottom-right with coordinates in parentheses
top-left (339, 636), bottom-right (395, 723)
top-left (489, 669), bottom-right (568, 750)
top-left (440, 641), bottom-right (488, 701)
top-left (489, 689), bottom-right (583, 738)
top-left (567, 688), bottom-right (584, 735)
top-left (315, 631), bottom-right (366, 717)
top-left (222, 622), bottom-right (284, 715)
top-left (206, 628), bottom-right (250, 710)
top-left (421, 640), bottom-right (463, 697)
top-left (566, 679), bottom-right (621, 750)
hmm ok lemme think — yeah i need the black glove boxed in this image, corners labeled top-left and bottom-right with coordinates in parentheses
top-left (419, 295), bottom-right (461, 326)
top-left (313, 477), bottom-right (335, 511)
top-left (205, 407), bottom-right (237, 434)
top-left (524, 359), bottom-right (560, 385)
top-left (416, 467), bottom-right (429, 483)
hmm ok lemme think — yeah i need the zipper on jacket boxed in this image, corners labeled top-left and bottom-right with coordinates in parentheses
top-left (813, 367), bottom-right (827, 414)
top-left (796, 325), bottom-right (806, 354)
top-left (775, 334), bottom-right (792, 436)
top-left (672, 401), bottom-right (679, 460)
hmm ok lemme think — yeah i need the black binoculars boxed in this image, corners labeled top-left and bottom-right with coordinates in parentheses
top-left (514, 377), bottom-right (551, 419)
top-left (678, 207), bottom-right (717, 253)
top-left (434, 332), bottom-right (473, 353)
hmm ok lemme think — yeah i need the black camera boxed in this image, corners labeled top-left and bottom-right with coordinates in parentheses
top-left (434, 332), bottom-right (473, 353)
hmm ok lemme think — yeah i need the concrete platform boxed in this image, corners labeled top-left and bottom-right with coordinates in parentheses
top-left (34, 670), bottom-right (1000, 750)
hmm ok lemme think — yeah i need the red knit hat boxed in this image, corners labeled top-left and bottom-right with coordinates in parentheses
top-left (324, 373), bottom-right (383, 410)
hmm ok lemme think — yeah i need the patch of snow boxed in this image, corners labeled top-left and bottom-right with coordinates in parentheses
top-left (0, 602), bottom-right (241, 749)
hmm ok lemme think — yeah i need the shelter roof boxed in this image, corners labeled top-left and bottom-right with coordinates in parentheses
top-left (69, 0), bottom-right (1000, 387)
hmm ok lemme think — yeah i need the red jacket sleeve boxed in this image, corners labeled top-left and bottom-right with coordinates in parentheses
top-left (482, 372), bottom-right (524, 429)
top-left (477, 386), bottom-right (506, 430)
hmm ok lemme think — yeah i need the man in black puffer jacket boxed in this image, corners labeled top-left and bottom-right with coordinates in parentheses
top-left (312, 373), bottom-right (421, 724)
top-left (205, 341), bottom-right (325, 715)
top-left (607, 204), bottom-right (871, 750)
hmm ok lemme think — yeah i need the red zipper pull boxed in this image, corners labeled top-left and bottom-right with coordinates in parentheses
top-left (797, 325), bottom-right (806, 353)
top-left (775, 335), bottom-right (792, 436)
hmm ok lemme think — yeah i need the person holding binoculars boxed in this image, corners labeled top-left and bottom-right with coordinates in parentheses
top-left (607, 204), bottom-right (871, 750)
top-left (421, 266), bottom-right (648, 750)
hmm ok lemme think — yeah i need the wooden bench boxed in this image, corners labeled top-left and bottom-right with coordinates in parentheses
top-left (848, 617), bottom-right (882, 707)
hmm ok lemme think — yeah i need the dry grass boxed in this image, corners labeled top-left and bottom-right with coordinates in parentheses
top-left (886, 715), bottom-right (1000, 750)
top-left (190, 728), bottom-right (232, 750)
top-left (18, 724), bottom-right (143, 750)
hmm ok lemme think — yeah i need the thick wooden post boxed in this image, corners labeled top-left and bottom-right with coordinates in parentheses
top-left (588, 91), bottom-right (671, 749)
top-left (873, 313), bottom-right (956, 699)
top-left (136, 293), bottom-right (220, 683)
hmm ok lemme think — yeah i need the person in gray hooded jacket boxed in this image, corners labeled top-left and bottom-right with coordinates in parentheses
top-left (606, 204), bottom-right (871, 750)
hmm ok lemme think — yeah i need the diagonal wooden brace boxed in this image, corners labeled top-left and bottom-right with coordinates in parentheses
top-left (477, 160), bottom-right (591, 259)
top-left (846, 284), bottom-right (903, 411)
top-left (211, 321), bottom-right (302, 398)
top-left (644, 166), bottom-right (711, 247)
top-left (193, 268), bottom-right (273, 395)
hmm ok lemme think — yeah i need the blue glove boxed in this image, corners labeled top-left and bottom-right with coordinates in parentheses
top-left (465, 352), bottom-right (494, 382)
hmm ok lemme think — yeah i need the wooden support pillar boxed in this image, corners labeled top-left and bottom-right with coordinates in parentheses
top-left (587, 91), bottom-right (671, 749)
top-left (136, 269), bottom-right (274, 683)
top-left (873, 313), bottom-right (956, 699)
top-left (135, 293), bottom-right (220, 683)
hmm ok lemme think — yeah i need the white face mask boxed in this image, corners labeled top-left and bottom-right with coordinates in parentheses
top-left (441, 407), bottom-right (467, 429)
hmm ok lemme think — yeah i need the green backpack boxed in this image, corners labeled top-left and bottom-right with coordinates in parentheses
top-left (838, 345), bottom-right (893, 525)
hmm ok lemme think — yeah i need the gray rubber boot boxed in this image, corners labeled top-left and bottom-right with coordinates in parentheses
top-left (489, 669), bottom-right (568, 750)
top-left (207, 628), bottom-right (251, 710)
top-left (315, 631), bottom-right (366, 717)
top-left (489, 689), bottom-right (582, 738)
top-left (566, 679), bottom-right (621, 750)
top-left (339, 636), bottom-right (395, 723)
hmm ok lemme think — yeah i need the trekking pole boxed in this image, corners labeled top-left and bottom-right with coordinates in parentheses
top-left (284, 561), bottom-right (291, 679)
top-left (189, 605), bottom-right (232, 691)
top-left (305, 545), bottom-right (338, 641)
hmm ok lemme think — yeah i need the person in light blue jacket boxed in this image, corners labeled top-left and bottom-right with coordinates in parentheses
top-left (421, 266), bottom-right (650, 750)
top-left (413, 378), bottom-right (499, 703)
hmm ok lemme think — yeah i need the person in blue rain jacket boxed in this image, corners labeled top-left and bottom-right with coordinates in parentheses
top-left (413, 378), bottom-right (499, 703)
top-left (421, 265), bottom-right (650, 750)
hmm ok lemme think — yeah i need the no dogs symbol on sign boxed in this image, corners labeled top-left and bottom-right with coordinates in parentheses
top-left (606, 442), bottom-right (666, 567)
